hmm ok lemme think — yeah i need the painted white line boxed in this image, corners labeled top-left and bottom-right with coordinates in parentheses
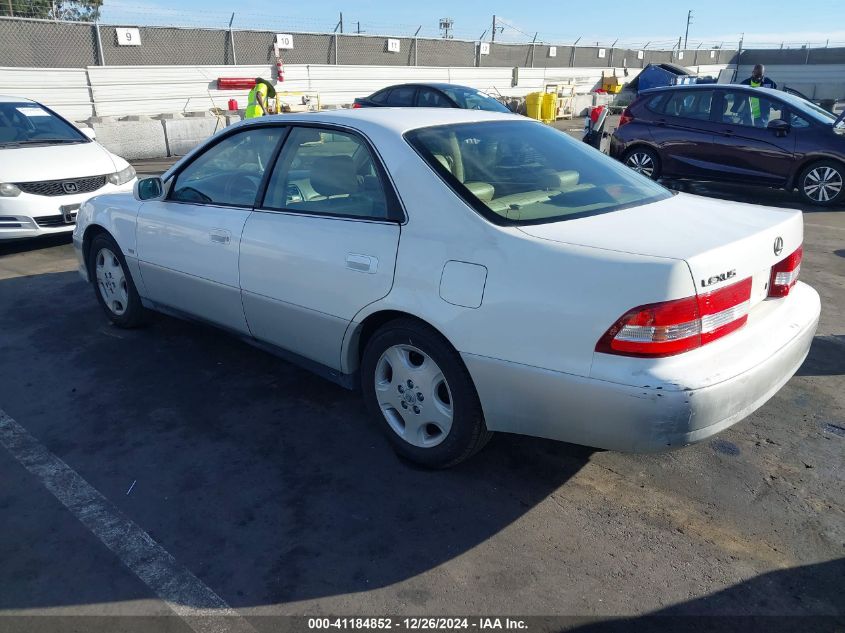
top-left (0, 407), bottom-right (257, 633)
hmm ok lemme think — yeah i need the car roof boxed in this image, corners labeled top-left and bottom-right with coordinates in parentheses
top-left (375, 83), bottom-right (475, 92)
top-left (0, 95), bottom-right (36, 104)
top-left (640, 84), bottom-right (782, 95)
top-left (234, 107), bottom-right (521, 136)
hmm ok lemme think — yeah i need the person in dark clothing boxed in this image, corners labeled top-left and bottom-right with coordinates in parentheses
top-left (741, 64), bottom-right (777, 89)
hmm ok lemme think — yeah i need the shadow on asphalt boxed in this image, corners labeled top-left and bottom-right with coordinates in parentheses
top-left (661, 179), bottom-right (845, 213)
top-left (0, 270), bottom-right (593, 610)
top-left (795, 335), bottom-right (845, 377)
top-left (0, 233), bottom-right (72, 257)
top-left (571, 557), bottom-right (845, 632)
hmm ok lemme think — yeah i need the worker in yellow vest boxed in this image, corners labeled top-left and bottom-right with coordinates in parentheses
top-left (245, 78), bottom-right (276, 119)
top-left (740, 65), bottom-right (777, 125)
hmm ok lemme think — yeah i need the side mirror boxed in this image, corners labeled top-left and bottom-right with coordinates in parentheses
top-left (767, 119), bottom-right (790, 136)
top-left (134, 177), bottom-right (165, 201)
top-left (80, 127), bottom-right (96, 140)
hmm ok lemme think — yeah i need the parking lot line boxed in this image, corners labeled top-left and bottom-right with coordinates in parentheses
top-left (0, 407), bottom-right (257, 633)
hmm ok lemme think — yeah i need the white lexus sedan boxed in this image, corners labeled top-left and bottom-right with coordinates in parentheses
top-left (0, 96), bottom-right (136, 240)
top-left (73, 109), bottom-right (820, 467)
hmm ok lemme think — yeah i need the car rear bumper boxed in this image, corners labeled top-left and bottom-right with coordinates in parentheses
top-left (463, 282), bottom-right (820, 452)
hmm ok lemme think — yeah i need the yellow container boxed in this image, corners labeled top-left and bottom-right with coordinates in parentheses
top-left (541, 92), bottom-right (557, 122)
top-left (602, 76), bottom-right (622, 93)
top-left (525, 92), bottom-right (543, 120)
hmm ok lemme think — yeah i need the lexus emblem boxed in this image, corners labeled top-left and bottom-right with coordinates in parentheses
top-left (773, 236), bottom-right (784, 256)
top-left (62, 181), bottom-right (79, 194)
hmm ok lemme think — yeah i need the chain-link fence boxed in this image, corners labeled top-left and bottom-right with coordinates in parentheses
top-left (0, 16), bottom-right (752, 69)
top-left (9, 11), bottom-right (845, 70)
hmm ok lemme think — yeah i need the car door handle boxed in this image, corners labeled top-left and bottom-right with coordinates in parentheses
top-left (655, 118), bottom-right (666, 126)
top-left (346, 253), bottom-right (378, 274)
top-left (722, 129), bottom-right (735, 136)
top-left (210, 229), bottom-right (231, 245)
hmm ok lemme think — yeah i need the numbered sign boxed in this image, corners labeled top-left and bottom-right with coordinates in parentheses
top-left (678, 51), bottom-right (684, 59)
top-left (116, 28), bottom-right (141, 46)
top-left (275, 34), bottom-right (294, 50)
top-left (710, 49), bottom-right (716, 58)
top-left (548, 46), bottom-right (557, 57)
top-left (598, 48), bottom-right (606, 58)
top-left (387, 38), bottom-right (400, 53)
top-left (479, 42), bottom-right (490, 55)
top-left (637, 50), bottom-right (644, 59)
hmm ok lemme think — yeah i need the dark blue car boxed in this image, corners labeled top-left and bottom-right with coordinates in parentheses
top-left (610, 84), bottom-right (845, 206)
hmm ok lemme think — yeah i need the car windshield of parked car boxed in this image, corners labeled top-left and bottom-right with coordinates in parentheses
top-left (0, 102), bottom-right (86, 147)
top-left (440, 87), bottom-right (510, 113)
top-left (407, 120), bottom-right (671, 225)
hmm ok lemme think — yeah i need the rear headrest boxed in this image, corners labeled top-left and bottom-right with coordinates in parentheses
top-left (538, 170), bottom-right (580, 190)
top-left (433, 153), bottom-right (453, 174)
top-left (311, 156), bottom-right (358, 197)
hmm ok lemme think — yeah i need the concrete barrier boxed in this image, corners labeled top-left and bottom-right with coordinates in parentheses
top-left (162, 115), bottom-right (224, 156)
top-left (89, 117), bottom-right (168, 160)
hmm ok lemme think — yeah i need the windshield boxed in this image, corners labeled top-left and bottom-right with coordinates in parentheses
top-left (406, 120), bottom-right (671, 225)
top-left (0, 102), bottom-right (87, 147)
top-left (440, 87), bottom-right (511, 113)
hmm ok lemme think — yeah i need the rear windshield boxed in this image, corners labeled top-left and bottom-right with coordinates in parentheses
top-left (0, 102), bottom-right (87, 147)
top-left (439, 87), bottom-right (511, 113)
top-left (405, 120), bottom-right (671, 225)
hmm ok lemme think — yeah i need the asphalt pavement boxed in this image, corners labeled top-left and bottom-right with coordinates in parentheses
top-left (0, 147), bottom-right (842, 633)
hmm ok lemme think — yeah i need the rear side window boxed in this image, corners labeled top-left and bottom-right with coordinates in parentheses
top-left (645, 95), bottom-right (666, 113)
top-left (369, 90), bottom-right (389, 105)
top-left (663, 90), bottom-right (713, 120)
top-left (387, 87), bottom-right (416, 106)
top-left (417, 89), bottom-right (453, 108)
top-left (262, 127), bottom-right (389, 220)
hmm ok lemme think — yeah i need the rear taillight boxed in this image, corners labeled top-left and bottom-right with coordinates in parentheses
top-left (768, 246), bottom-right (802, 297)
top-left (596, 278), bottom-right (753, 358)
top-left (618, 107), bottom-right (634, 127)
top-left (352, 102), bottom-right (362, 109)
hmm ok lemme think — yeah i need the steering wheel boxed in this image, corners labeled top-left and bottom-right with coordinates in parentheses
top-left (223, 173), bottom-right (260, 204)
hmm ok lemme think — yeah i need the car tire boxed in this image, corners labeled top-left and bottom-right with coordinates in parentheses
top-left (361, 318), bottom-right (492, 468)
top-left (797, 160), bottom-right (844, 206)
top-left (88, 233), bottom-right (148, 328)
top-left (623, 147), bottom-right (661, 180)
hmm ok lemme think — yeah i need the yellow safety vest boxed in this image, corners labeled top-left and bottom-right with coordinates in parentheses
top-left (749, 80), bottom-right (762, 121)
top-left (245, 83), bottom-right (268, 119)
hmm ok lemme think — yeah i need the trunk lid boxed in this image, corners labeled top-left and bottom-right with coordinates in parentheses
top-left (518, 191), bottom-right (803, 306)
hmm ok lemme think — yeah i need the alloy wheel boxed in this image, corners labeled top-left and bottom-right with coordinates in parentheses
top-left (95, 247), bottom-right (129, 316)
top-left (803, 166), bottom-right (842, 203)
top-left (374, 344), bottom-right (453, 448)
top-left (626, 152), bottom-right (655, 178)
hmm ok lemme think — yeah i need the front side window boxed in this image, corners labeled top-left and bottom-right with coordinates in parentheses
top-left (263, 127), bottom-right (389, 219)
top-left (406, 120), bottom-right (671, 225)
top-left (663, 90), bottom-right (713, 120)
top-left (169, 127), bottom-right (284, 206)
top-left (0, 102), bottom-right (86, 147)
top-left (721, 91), bottom-right (784, 128)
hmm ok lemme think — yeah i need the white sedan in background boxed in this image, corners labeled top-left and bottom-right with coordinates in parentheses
top-left (0, 96), bottom-right (136, 240)
top-left (73, 108), bottom-right (819, 467)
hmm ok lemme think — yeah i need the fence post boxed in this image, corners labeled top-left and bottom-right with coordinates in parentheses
top-left (530, 33), bottom-right (537, 68)
top-left (93, 20), bottom-right (105, 66)
top-left (228, 13), bottom-right (237, 65)
top-left (569, 37), bottom-right (580, 67)
top-left (333, 34), bottom-right (339, 64)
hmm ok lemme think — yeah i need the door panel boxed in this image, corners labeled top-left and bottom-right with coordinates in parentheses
top-left (135, 125), bottom-right (285, 333)
top-left (711, 90), bottom-right (796, 183)
top-left (239, 126), bottom-right (401, 370)
top-left (136, 201), bottom-right (252, 332)
top-left (240, 213), bottom-right (399, 368)
top-left (649, 90), bottom-right (719, 177)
